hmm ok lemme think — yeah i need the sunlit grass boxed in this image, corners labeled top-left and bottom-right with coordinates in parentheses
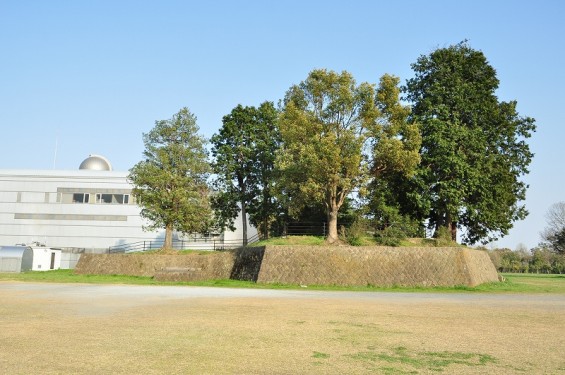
top-left (1, 269), bottom-right (564, 293)
top-left (252, 235), bottom-right (464, 247)
top-left (252, 235), bottom-right (326, 246)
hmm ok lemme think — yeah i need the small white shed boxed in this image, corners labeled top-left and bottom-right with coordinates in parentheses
top-left (30, 247), bottom-right (62, 271)
top-left (0, 246), bottom-right (33, 273)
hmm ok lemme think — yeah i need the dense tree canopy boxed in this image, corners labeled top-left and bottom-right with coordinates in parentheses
top-left (277, 69), bottom-right (378, 243)
top-left (366, 74), bottom-right (422, 236)
top-left (278, 69), bottom-right (420, 243)
top-left (128, 108), bottom-right (212, 249)
top-left (125, 43), bottom-right (537, 248)
top-left (210, 102), bottom-right (279, 242)
top-left (404, 41), bottom-right (536, 244)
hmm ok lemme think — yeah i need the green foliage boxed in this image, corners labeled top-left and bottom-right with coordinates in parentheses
top-left (277, 69), bottom-right (379, 243)
top-left (210, 102), bottom-right (280, 240)
top-left (433, 226), bottom-right (457, 247)
top-left (128, 108), bottom-right (212, 248)
top-left (404, 41), bottom-right (536, 244)
top-left (371, 74), bottom-right (421, 178)
top-left (367, 199), bottom-right (424, 247)
top-left (278, 70), bottom-right (421, 244)
top-left (487, 246), bottom-right (565, 274)
top-left (361, 75), bottom-right (422, 246)
top-left (342, 219), bottom-right (370, 246)
top-left (374, 226), bottom-right (405, 247)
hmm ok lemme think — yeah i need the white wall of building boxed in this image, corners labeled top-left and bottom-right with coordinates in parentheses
top-left (222, 210), bottom-right (259, 245)
top-left (0, 169), bottom-right (164, 250)
top-left (0, 168), bottom-right (256, 251)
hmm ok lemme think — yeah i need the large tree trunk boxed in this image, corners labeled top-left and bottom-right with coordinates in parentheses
top-left (326, 185), bottom-right (345, 244)
top-left (449, 221), bottom-right (457, 242)
top-left (445, 211), bottom-right (457, 242)
top-left (163, 223), bottom-right (174, 250)
top-left (327, 209), bottom-right (339, 244)
top-left (241, 200), bottom-right (248, 246)
top-left (435, 213), bottom-right (458, 243)
top-left (262, 189), bottom-right (270, 240)
top-left (238, 175), bottom-right (248, 246)
top-left (262, 217), bottom-right (269, 240)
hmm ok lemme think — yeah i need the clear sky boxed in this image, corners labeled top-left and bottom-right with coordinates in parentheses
top-left (1, 0), bottom-right (563, 250)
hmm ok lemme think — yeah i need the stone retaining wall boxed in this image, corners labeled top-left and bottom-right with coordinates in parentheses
top-left (257, 246), bottom-right (498, 287)
top-left (75, 252), bottom-right (234, 281)
top-left (75, 246), bottom-right (498, 287)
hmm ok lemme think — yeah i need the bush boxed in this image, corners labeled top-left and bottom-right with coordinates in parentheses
top-left (373, 226), bottom-right (405, 246)
top-left (370, 210), bottom-right (423, 246)
top-left (342, 220), bottom-right (369, 246)
top-left (433, 227), bottom-right (456, 247)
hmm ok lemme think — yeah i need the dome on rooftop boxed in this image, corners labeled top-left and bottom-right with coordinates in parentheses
top-left (79, 154), bottom-right (113, 171)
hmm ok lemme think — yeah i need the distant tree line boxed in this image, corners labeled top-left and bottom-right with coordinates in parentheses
top-left (129, 41), bottom-right (538, 249)
top-left (486, 246), bottom-right (565, 274)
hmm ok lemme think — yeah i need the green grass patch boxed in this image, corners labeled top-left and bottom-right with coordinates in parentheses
top-left (473, 273), bottom-right (565, 294)
top-left (252, 235), bottom-right (468, 248)
top-left (1, 270), bottom-right (564, 294)
top-left (0, 269), bottom-right (159, 285)
top-left (312, 351), bottom-right (330, 359)
top-left (252, 235), bottom-right (326, 246)
top-left (348, 346), bottom-right (496, 372)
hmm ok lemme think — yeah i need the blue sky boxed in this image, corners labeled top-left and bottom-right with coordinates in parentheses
top-left (1, 0), bottom-right (563, 250)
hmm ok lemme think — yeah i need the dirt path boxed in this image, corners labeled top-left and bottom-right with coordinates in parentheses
top-left (1, 282), bottom-right (564, 374)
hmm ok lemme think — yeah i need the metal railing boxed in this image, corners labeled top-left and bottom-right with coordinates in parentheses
top-left (286, 222), bottom-right (327, 236)
top-left (108, 233), bottom-right (262, 253)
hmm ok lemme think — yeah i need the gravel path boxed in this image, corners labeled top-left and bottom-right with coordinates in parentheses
top-left (3, 281), bottom-right (564, 304)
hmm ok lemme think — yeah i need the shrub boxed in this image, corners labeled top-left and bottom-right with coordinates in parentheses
top-left (434, 227), bottom-right (455, 247)
top-left (374, 226), bottom-right (404, 246)
top-left (342, 220), bottom-right (370, 246)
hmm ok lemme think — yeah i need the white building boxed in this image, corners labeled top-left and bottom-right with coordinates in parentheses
top-left (30, 247), bottom-right (62, 271)
top-left (0, 155), bottom-right (256, 252)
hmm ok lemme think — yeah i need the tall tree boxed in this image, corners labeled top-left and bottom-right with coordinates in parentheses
top-left (540, 202), bottom-right (565, 254)
top-left (128, 108), bottom-right (212, 250)
top-left (247, 102), bottom-right (281, 238)
top-left (366, 74), bottom-right (422, 228)
top-left (277, 69), bottom-right (381, 243)
top-left (210, 102), bottom-right (279, 243)
top-left (404, 41), bottom-right (536, 244)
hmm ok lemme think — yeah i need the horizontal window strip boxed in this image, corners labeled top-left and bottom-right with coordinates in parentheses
top-left (57, 187), bottom-right (132, 194)
top-left (15, 213), bottom-right (128, 221)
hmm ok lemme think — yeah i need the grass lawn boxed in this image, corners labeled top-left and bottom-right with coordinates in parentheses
top-left (1, 269), bottom-right (564, 294)
top-left (2, 235), bottom-right (562, 293)
top-left (251, 235), bottom-right (464, 247)
top-left (1, 277), bottom-right (564, 374)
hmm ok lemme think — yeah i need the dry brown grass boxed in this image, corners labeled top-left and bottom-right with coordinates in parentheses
top-left (1, 283), bottom-right (564, 374)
